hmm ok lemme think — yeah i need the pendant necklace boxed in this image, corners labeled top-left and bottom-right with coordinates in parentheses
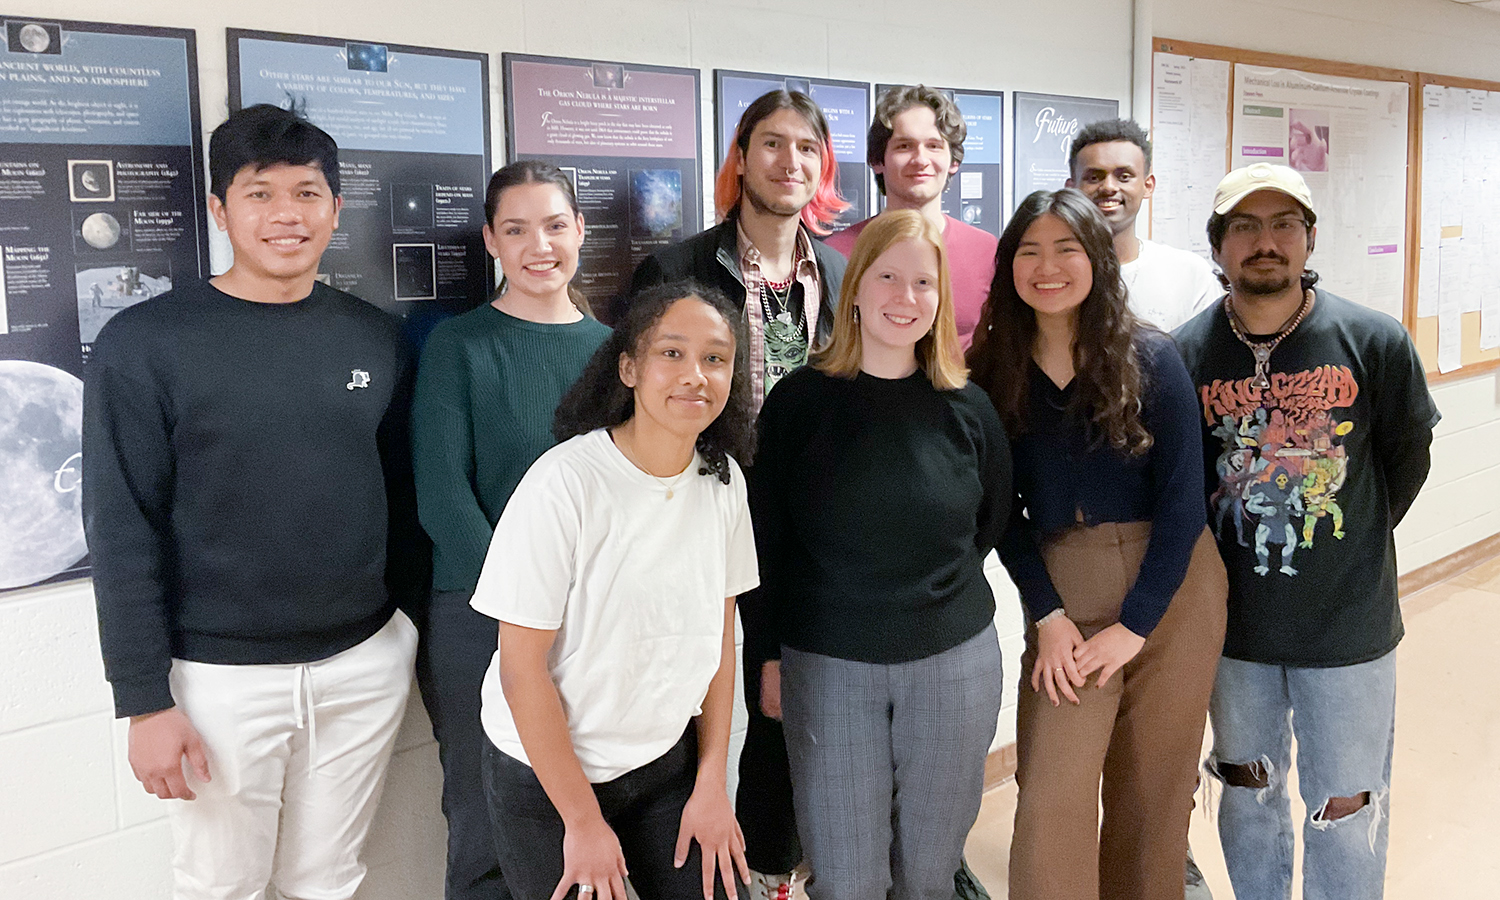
top-left (613, 430), bottom-right (689, 500)
top-left (1225, 289), bottom-right (1313, 391)
top-left (760, 252), bottom-right (808, 370)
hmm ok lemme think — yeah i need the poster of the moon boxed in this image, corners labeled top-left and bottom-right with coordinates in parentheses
top-left (228, 29), bottom-right (492, 330)
top-left (0, 16), bottom-right (207, 592)
top-left (504, 53), bottom-right (703, 321)
top-left (0, 360), bottom-right (87, 589)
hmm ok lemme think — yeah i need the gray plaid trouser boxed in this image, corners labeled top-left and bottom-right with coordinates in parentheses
top-left (780, 624), bottom-right (1002, 900)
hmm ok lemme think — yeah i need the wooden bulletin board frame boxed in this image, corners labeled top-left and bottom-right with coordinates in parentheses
top-left (1152, 39), bottom-right (1499, 383)
top-left (1411, 71), bottom-right (1500, 380)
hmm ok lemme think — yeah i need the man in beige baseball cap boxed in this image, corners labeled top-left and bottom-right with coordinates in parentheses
top-left (1211, 161), bottom-right (1317, 217)
top-left (1171, 162), bottom-right (1438, 900)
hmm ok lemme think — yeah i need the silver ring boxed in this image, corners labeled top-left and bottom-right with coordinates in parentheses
top-left (1054, 667), bottom-right (1065, 672)
top-left (578, 887), bottom-right (594, 895)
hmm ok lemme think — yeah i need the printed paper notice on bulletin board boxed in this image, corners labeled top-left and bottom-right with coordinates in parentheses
top-left (1232, 65), bottom-right (1409, 322)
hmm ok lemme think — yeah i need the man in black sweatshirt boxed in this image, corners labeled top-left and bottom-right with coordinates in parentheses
top-left (83, 104), bottom-right (423, 900)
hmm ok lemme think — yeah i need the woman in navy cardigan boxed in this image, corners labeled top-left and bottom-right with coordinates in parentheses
top-left (968, 188), bottom-right (1227, 900)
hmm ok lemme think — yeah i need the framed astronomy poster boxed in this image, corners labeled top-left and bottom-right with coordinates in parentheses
top-left (715, 69), bottom-right (871, 230)
top-left (1012, 91), bottom-right (1119, 208)
top-left (229, 29), bottom-right (492, 325)
top-left (875, 83), bottom-right (1005, 237)
top-left (504, 52), bottom-right (702, 313)
top-left (0, 14), bottom-right (207, 592)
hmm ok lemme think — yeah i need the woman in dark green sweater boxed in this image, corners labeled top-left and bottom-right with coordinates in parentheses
top-left (411, 160), bottom-right (610, 900)
top-left (749, 210), bottom-right (1011, 900)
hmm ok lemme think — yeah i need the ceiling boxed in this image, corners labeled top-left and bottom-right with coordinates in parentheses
top-left (1451, 0), bottom-right (1500, 12)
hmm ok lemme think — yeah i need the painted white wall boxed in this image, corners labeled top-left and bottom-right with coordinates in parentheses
top-left (1157, 0), bottom-right (1500, 82)
top-left (2, 0), bottom-right (1497, 898)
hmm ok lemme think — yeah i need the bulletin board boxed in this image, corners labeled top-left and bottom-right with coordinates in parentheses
top-left (1411, 73), bottom-right (1500, 376)
top-left (1152, 38), bottom-right (1499, 382)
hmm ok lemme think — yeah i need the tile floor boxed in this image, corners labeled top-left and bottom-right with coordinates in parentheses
top-left (962, 554), bottom-right (1500, 899)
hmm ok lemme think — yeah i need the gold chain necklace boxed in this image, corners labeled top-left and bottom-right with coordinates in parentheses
top-left (1225, 289), bottom-right (1312, 390)
top-left (611, 430), bottom-right (690, 500)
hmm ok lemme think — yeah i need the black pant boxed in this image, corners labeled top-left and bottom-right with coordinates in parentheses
top-left (415, 588), bottom-right (513, 900)
top-left (482, 728), bottom-right (741, 900)
top-left (736, 647), bottom-right (802, 875)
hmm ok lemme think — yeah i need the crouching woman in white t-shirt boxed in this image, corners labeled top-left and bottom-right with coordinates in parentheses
top-left (471, 280), bottom-right (759, 900)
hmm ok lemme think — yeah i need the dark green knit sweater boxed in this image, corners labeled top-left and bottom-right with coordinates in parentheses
top-left (412, 304), bottom-right (609, 592)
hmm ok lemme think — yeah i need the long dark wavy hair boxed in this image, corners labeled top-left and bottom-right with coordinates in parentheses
top-left (968, 189), bottom-right (1153, 456)
top-left (552, 280), bottom-right (755, 482)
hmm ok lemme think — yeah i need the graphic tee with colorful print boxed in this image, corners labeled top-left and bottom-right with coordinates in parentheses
top-left (1173, 290), bottom-right (1438, 668)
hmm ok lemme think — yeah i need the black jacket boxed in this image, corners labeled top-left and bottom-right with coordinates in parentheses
top-left (621, 214), bottom-right (846, 339)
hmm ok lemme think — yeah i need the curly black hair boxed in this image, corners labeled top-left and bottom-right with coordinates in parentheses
top-left (1068, 117), bottom-right (1152, 175)
top-left (552, 280), bottom-right (755, 482)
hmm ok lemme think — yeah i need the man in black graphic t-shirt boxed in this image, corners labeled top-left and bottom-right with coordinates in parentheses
top-left (1174, 164), bottom-right (1437, 900)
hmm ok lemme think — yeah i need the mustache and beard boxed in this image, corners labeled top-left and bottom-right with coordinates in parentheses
top-left (743, 179), bottom-right (807, 219)
top-left (1233, 250), bottom-right (1297, 295)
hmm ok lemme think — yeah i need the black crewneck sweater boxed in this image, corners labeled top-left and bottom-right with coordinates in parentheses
top-left (83, 279), bottom-right (422, 717)
top-left (746, 366), bottom-right (1012, 664)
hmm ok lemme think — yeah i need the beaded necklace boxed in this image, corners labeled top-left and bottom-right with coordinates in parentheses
top-left (1225, 288), bottom-right (1313, 390)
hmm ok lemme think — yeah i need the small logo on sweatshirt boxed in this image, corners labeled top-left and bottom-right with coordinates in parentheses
top-left (347, 369), bottom-right (370, 390)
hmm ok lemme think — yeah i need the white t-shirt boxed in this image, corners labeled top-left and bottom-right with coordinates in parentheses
top-left (1122, 238), bottom-right (1223, 332)
top-left (471, 428), bottom-right (759, 782)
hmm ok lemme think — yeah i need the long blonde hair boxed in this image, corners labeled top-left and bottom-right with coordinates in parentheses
top-left (812, 209), bottom-right (967, 389)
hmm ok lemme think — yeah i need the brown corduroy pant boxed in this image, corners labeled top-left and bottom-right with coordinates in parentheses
top-left (1009, 523), bottom-right (1228, 900)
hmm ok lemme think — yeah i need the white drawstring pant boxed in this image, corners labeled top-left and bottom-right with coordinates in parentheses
top-left (164, 610), bottom-right (418, 900)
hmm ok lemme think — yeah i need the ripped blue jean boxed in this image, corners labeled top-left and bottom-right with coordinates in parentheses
top-left (1207, 650), bottom-right (1396, 900)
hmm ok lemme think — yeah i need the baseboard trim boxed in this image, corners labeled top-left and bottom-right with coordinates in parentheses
top-left (1398, 530), bottom-right (1500, 599)
top-left (982, 530), bottom-right (1500, 790)
top-left (983, 742), bottom-right (1017, 790)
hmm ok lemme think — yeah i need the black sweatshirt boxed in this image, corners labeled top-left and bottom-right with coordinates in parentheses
top-left (83, 279), bottom-right (423, 718)
top-left (746, 366), bottom-right (1012, 664)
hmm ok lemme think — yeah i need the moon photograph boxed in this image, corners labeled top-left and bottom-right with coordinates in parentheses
top-left (0, 360), bottom-right (88, 591)
top-left (18, 23), bottom-right (50, 53)
top-left (80, 212), bottom-right (122, 250)
top-left (68, 160), bottom-right (115, 203)
top-left (6, 20), bottom-right (61, 55)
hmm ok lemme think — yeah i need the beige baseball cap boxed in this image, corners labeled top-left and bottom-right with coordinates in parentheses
top-left (1212, 163), bottom-right (1316, 216)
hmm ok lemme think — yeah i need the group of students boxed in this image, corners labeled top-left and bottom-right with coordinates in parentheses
top-left (84, 83), bottom-right (1437, 900)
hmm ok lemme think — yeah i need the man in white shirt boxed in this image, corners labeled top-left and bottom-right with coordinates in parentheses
top-left (1067, 118), bottom-right (1222, 331)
